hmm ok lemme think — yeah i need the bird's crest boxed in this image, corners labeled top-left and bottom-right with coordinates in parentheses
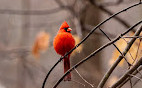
top-left (60, 21), bottom-right (69, 29)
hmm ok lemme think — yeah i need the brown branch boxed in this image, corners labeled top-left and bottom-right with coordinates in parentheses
top-left (118, 66), bottom-right (142, 87)
top-left (89, 0), bottom-right (135, 32)
top-left (132, 39), bottom-right (141, 65)
top-left (97, 24), bottom-right (142, 88)
top-left (42, 2), bottom-right (142, 88)
top-left (129, 78), bottom-right (133, 88)
top-left (52, 20), bottom-right (142, 88)
top-left (110, 57), bottom-right (142, 88)
top-left (99, 28), bottom-right (131, 66)
top-left (129, 74), bottom-right (142, 82)
top-left (122, 36), bottom-right (142, 38)
top-left (132, 69), bottom-right (142, 86)
top-left (83, 24), bottom-right (116, 38)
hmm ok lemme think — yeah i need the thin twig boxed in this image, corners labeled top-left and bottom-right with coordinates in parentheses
top-left (83, 24), bottom-right (116, 38)
top-left (110, 57), bottom-right (142, 88)
top-left (132, 39), bottom-right (141, 65)
top-left (121, 38), bottom-right (135, 61)
top-left (97, 24), bottom-right (142, 88)
top-left (129, 77), bottom-right (133, 88)
top-left (71, 79), bottom-right (86, 87)
top-left (122, 36), bottom-right (142, 38)
top-left (90, 0), bottom-right (135, 32)
top-left (99, 27), bottom-right (139, 87)
top-left (133, 71), bottom-right (142, 86)
top-left (129, 74), bottom-right (142, 81)
top-left (129, 39), bottom-right (142, 87)
top-left (42, 2), bottom-right (142, 88)
top-left (52, 20), bottom-right (142, 88)
top-left (118, 66), bottom-right (142, 88)
top-left (42, 58), bottom-right (61, 88)
top-left (99, 28), bottom-right (131, 66)
top-left (75, 68), bottom-right (94, 87)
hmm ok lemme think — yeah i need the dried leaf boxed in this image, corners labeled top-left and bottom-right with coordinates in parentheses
top-left (32, 31), bottom-right (50, 58)
top-left (71, 35), bottom-right (83, 56)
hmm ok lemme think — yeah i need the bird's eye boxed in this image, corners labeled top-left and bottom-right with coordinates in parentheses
top-left (64, 27), bottom-right (69, 32)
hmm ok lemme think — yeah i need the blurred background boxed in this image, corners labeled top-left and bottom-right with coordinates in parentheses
top-left (0, 0), bottom-right (142, 88)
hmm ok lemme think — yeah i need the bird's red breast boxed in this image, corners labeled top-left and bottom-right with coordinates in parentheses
top-left (53, 21), bottom-right (75, 56)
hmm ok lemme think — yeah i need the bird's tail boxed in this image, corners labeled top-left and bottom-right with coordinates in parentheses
top-left (63, 55), bottom-right (71, 81)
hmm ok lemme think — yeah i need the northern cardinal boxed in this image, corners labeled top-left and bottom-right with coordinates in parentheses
top-left (53, 21), bottom-right (75, 81)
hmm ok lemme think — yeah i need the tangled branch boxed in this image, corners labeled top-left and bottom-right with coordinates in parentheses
top-left (99, 28), bottom-right (131, 66)
top-left (42, 2), bottom-right (142, 88)
top-left (97, 24), bottom-right (142, 88)
top-left (110, 57), bottom-right (142, 88)
top-left (53, 20), bottom-right (142, 88)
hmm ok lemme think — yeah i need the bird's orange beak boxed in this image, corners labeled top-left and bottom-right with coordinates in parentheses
top-left (67, 28), bottom-right (72, 32)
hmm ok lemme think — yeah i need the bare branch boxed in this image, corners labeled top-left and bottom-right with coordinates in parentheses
top-left (42, 2), bottom-right (142, 88)
top-left (97, 24), bottom-right (142, 88)
top-left (75, 68), bottom-right (94, 87)
top-left (121, 38), bottom-right (135, 61)
top-left (129, 74), bottom-right (142, 82)
top-left (133, 69), bottom-right (142, 86)
top-left (129, 78), bottom-right (133, 88)
top-left (110, 57), bottom-right (142, 88)
top-left (99, 28), bottom-right (131, 66)
top-left (132, 39), bottom-right (141, 65)
top-left (118, 66), bottom-right (142, 87)
top-left (83, 24), bottom-right (116, 38)
top-left (53, 20), bottom-right (142, 88)
top-left (122, 36), bottom-right (142, 38)
top-left (71, 79), bottom-right (86, 87)
top-left (89, 0), bottom-right (135, 32)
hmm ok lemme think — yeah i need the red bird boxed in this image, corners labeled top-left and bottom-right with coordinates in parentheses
top-left (53, 21), bottom-right (75, 81)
